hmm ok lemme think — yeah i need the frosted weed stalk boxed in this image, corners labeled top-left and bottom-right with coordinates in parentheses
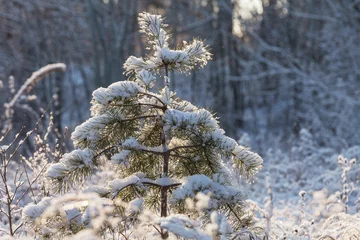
top-left (264, 173), bottom-right (273, 238)
top-left (337, 155), bottom-right (356, 214)
top-left (0, 64), bottom-right (66, 238)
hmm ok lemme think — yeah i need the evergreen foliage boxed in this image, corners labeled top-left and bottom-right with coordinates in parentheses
top-left (24, 12), bottom-right (263, 239)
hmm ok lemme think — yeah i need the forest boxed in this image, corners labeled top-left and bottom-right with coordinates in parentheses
top-left (0, 0), bottom-right (359, 239)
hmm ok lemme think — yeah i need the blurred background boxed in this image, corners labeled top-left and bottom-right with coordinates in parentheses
top-left (0, 0), bottom-right (359, 155)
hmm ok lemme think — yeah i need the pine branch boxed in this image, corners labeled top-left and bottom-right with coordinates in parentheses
top-left (111, 102), bottom-right (166, 111)
top-left (168, 144), bottom-right (202, 153)
top-left (142, 180), bottom-right (182, 189)
top-left (122, 115), bottom-right (159, 122)
top-left (93, 145), bottom-right (120, 159)
top-left (138, 92), bottom-right (166, 107)
top-left (226, 203), bottom-right (243, 225)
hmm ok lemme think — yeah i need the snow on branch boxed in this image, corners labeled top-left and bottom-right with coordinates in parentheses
top-left (171, 175), bottom-right (245, 210)
top-left (164, 109), bottom-right (219, 133)
top-left (202, 129), bottom-right (263, 180)
top-left (23, 193), bottom-right (117, 234)
top-left (158, 214), bottom-right (210, 240)
top-left (123, 56), bottom-right (148, 74)
top-left (158, 48), bottom-right (189, 65)
top-left (232, 146), bottom-right (263, 181)
top-left (83, 185), bottom-right (110, 196)
top-left (127, 198), bottom-right (144, 216)
top-left (136, 69), bottom-right (156, 87)
top-left (138, 12), bottom-right (169, 49)
top-left (46, 148), bottom-right (94, 182)
top-left (184, 39), bottom-right (212, 69)
top-left (108, 175), bottom-right (142, 198)
top-left (111, 150), bottom-right (131, 165)
top-left (92, 81), bottom-right (144, 105)
top-left (71, 114), bottom-right (114, 147)
top-left (208, 129), bottom-right (238, 152)
top-left (22, 197), bottom-right (53, 222)
top-left (142, 177), bottom-right (181, 188)
top-left (124, 12), bottom-right (211, 76)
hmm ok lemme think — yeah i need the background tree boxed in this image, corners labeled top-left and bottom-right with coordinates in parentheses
top-left (1, 0), bottom-right (359, 154)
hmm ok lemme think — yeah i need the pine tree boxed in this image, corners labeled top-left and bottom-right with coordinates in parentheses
top-left (24, 12), bottom-right (263, 239)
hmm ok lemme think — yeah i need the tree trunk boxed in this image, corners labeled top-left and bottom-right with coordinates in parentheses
top-left (160, 65), bottom-right (170, 239)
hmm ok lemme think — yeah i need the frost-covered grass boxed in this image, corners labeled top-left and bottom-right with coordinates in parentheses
top-left (2, 126), bottom-right (359, 239)
top-left (242, 130), bottom-right (360, 239)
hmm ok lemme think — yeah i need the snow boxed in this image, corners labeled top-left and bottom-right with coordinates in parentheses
top-left (232, 145), bottom-right (263, 168)
top-left (92, 87), bottom-right (109, 105)
top-left (135, 11), bottom-right (210, 73)
top-left (92, 81), bottom-right (143, 105)
top-left (83, 185), bottom-right (110, 196)
top-left (170, 99), bottom-right (198, 112)
top-left (123, 56), bottom-right (148, 73)
top-left (138, 12), bottom-right (168, 49)
top-left (111, 150), bottom-right (131, 164)
top-left (0, 145), bottom-right (8, 153)
top-left (64, 204), bottom-right (83, 225)
top-left (138, 95), bottom-right (163, 108)
top-left (108, 175), bottom-right (141, 193)
top-left (159, 48), bottom-right (189, 64)
top-left (107, 81), bottom-right (143, 100)
top-left (158, 87), bottom-right (174, 105)
top-left (158, 214), bottom-right (210, 240)
top-left (194, 192), bottom-right (211, 210)
top-left (45, 162), bottom-right (68, 178)
top-left (122, 137), bottom-right (166, 153)
top-left (127, 198), bottom-right (144, 215)
top-left (299, 190), bottom-right (307, 197)
top-left (171, 175), bottom-right (244, 209)
top-left (46, 148), bottom-right (93, 178)
top-left (137, 69), bottom-right (155, 86)
top-left (163, 84), bottom-right (171, 104)
top-left (139, 12), bottom-right (163, 37)
top-left (185, 40), bottom-right (209, 58)
top-left (209, 129), bottom-right (237, 151)
top-left (206, 212), bottom-right (232, 239)
top-left (154, 177), bottom-right (179, 187)
top-left (22, 197), bottom-right (53, 221)
top-left (314, 213), bottom-right (360, 239)
top-left (184, 39), bottom-right (211, 67)
top-left (68, 230), bottom-right (101, 240)
top-left (71, 114), bottom-right (113, 146)
top-left (163, 108), bottom-right (219, 132)
top-left (122, 137), bottom-right (140, 148)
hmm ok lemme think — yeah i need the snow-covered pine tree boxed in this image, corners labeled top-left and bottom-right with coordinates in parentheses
top-left (25, 12), bottom-right (263, 239)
